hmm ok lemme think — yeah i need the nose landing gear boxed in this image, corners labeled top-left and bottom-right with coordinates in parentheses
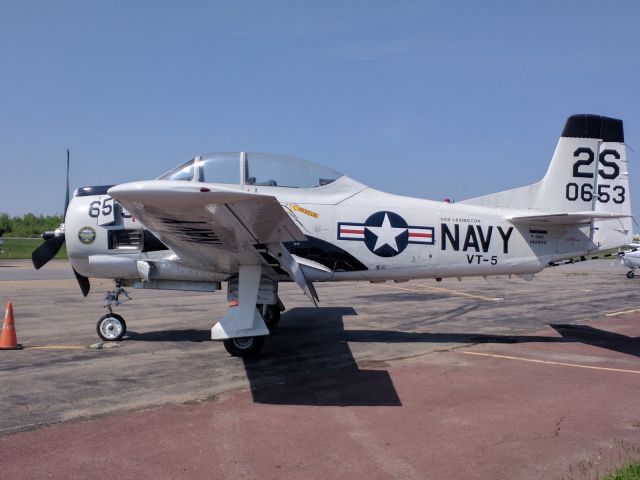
top-left (97, 313), bottom-right (127, 341)
top-left (97, 286), bottom-right (131, 341)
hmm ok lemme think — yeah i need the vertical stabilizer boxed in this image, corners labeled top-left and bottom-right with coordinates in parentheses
top-left (462, 114), bottom-right (632, 248)
top-left (462, 115), bottom-right (630, 213)
top-left (538, 114), bottom-right (628, 214)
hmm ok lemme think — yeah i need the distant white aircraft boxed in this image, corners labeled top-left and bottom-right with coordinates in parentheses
top-left (31, 115), bottom-right (633, 356)
top-left (616, 244), bottom-right (640, 278)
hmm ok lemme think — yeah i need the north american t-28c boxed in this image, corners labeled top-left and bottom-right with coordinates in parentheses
top-left (32, 114), bottom-right (633, 356)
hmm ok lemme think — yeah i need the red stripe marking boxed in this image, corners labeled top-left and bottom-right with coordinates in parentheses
top-left (409, 232), bottom-right (432, 238)
top-left (341, 228), bottom-right (365, 234)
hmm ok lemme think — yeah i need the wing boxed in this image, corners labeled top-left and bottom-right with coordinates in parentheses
top-left (108, 180), bottom-right (306, 274)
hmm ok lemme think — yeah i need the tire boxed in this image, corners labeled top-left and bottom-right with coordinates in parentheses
top-left (627, 270), bottom-right (635, 279)
top-left (257, 304), bottom-right (281, 329)
top-left (223, 336), bottom-right (265, 357)
top-left (96, 313), bottom-right (127, 341)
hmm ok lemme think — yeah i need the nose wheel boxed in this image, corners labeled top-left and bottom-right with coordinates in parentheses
top-left (96, 313), bottom-right (127, 341)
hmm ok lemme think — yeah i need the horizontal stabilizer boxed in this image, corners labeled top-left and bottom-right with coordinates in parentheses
top-left (508, 211), bottom-right (632, 225)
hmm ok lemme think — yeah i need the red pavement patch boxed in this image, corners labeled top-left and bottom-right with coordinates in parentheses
top-left (1, 316), bottom-right (640, 480)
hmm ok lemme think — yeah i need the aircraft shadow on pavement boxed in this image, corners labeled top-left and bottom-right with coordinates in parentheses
top-left (548, 324), bottom-right (640, 358)
top-left (126, 310), bottom-right (639, 407)
top-left (244, 309), bottom-right (639, 407)
top-left (341, 324), bottom-right (640, 358)
top-left (243, 306), bottom-right (403, 407)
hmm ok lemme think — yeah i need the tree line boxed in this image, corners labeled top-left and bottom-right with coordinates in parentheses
top-left (0, 213), bottom-right (63, 238)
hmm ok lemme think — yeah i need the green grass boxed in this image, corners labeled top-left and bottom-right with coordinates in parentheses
top-left (0, 238), bottom-right (67, 260)
top-left (602, 462), bottom-right (640, 479)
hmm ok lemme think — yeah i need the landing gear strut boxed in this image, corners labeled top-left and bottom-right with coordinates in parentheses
top-left (97, 285), bottom-right (131, 341)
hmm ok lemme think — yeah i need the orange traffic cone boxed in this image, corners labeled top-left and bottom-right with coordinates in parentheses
top-left (0, 303), bottom-right (23, 350)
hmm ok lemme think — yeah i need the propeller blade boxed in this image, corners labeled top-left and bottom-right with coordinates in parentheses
top-left (72, 267), bottom-right (90, 297)
top-left (64, 149), bottom-right (70, 217)
top-left (31, 235), bottom-right (65, 270)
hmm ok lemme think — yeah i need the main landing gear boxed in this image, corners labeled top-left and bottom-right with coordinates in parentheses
top-left (222, 302), bottom-right (284, 357)
top-left (96, 286), bottom-right (131, 342)
top-left (627, 270), bottom-right (635, 279)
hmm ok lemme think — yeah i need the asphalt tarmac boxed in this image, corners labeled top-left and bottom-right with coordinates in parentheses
top-left (1, 259), bottom-right (639, 479)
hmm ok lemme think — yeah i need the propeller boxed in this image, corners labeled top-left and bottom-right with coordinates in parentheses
top-left (31, 150), bottom-right (91, 296)
top-left (32, 149), bottom-right (69, 269)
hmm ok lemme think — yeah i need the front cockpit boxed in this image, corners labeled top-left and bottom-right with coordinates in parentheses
top-left (157, 152), bottom-right (344, 189)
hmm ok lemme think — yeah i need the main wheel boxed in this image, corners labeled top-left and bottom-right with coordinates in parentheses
top-left (257, 304), bottom-right (281, 329)
top-left (96, 313), bottom-right (127, 341)
top-left (223, 336), bottom-right (265, 357)
top-left (627, 270), bottom-right (635, 279)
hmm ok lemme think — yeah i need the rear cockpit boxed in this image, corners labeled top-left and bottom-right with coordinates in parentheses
top-left (157, 152), bottom-right (344, 189)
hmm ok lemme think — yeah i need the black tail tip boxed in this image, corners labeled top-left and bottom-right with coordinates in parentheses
top-left (562, 114), bottom-right (624, 143)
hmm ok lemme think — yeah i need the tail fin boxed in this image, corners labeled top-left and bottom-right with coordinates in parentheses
top-left (462, 114), bottom-right (632, 247)
top-left (536, 114), bottom-right (629, 215)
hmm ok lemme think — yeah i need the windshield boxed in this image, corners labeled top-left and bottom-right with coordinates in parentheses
top-left (157, 152), bottom-right (343, 188)
top-left (158, 159), bottom-right (195, 181)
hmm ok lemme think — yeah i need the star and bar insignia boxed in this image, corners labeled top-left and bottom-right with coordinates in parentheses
top-left (337, 211), bottom-right (434, 257)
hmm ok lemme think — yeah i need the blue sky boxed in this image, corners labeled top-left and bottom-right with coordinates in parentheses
top-left (1, 1), bottom-right (639, 219)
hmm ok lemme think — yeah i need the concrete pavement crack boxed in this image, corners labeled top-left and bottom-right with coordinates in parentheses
top-left (493, 412), bottom-right (569, 447)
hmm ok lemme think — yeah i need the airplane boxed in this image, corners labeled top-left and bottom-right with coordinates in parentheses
top-left (614, 243), bottom-right (640, 278)
top-left (31, 114), bottom-right (633, 357)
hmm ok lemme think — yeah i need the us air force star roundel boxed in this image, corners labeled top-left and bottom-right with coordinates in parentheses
top-left (337, 211), bottom-right (435, 257)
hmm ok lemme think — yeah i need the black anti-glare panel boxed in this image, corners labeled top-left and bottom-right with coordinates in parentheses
top-left (75, 185), bottom-right (114, 197)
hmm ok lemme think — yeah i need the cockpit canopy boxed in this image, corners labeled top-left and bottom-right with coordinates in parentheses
top-left (157, 152), bottom-right (343, 189)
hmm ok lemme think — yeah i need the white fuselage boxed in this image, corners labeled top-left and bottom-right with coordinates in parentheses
top-left (64, 148), bottom-right (630, 288)
top-left (258, 178), bottom-right (598, 282)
